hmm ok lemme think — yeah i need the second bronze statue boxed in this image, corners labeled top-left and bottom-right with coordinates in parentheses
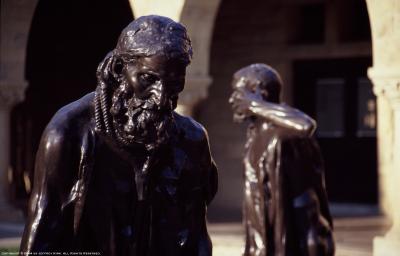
top-left (230, 64), bottom-right (334, 256)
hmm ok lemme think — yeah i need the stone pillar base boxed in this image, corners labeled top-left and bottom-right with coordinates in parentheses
top-left (373, 234), bottom-right (400, 256)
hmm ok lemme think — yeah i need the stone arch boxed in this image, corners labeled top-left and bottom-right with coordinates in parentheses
top-left (0, 0), bottom-right (38, 103)
top-left (200, 0), bottom-right (375, 221)
top-left (8, 0), bottom-right (134, 211)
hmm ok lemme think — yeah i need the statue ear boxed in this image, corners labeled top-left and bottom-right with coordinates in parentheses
top-left (111, 56), bottom-right (124, 78)
top-left (97, 53), bottom-right (116, 86)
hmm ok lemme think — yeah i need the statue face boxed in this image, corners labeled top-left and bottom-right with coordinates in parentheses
top-left (110, 54), bottom-right (186, 148)
top-left (229, 77), bottom-right (265, 123)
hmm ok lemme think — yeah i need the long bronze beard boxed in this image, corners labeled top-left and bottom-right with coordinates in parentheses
top-left (112, 109), bottom-right (174, 151)
top-left (106, 81), bottom-right (174, 151)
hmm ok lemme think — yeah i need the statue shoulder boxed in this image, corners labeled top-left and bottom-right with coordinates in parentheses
top-left (173, 112), bottom-right (209, 143)
top-left (173, 112), bottom-right (217, 202)
top-left (37, 92), bottom-right (95, 158)
top-left (35, 92), bottom-right (95, 180)
top-left (46, 92), bottom-right (95, 137)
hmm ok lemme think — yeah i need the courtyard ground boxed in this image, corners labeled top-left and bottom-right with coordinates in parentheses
top-left (0, 216), bottom-right (389, 256)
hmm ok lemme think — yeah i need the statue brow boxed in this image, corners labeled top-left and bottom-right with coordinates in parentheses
top-left (119, 54), bottom-right (138, 63)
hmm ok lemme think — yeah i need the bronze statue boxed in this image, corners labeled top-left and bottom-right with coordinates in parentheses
top-left (229, 64), bottom-right (334, 256)
top-left (20, 15), bottom-right (218, 256)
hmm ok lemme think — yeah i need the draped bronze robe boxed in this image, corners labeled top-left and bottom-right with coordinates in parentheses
top-left (243, 122), bottom-right (334, 256)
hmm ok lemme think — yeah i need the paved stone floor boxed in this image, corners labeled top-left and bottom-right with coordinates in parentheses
top-left (0, 216), bottom-right (390, 255)
top-left (209, 216), bottom-right (389, 256)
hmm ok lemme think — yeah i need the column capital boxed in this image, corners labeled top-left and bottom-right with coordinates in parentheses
top-left (368, 68), bottom-right (400, 102)
top-left (0, 80), bottom-right (28, 109)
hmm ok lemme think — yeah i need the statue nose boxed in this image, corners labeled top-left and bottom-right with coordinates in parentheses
top-left (149, 83), bottom-right (168, 108)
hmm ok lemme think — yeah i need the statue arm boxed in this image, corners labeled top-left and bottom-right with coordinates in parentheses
top-left (196, 129), bottom-right (218, 255)
top-left (202, 131), bottom-right (218, 205)
top-left (231, 90), bottom-right (316, 137)
top-left (248, 100), bottom-right (316, 137)
top-left (293, 189), bottom-right (335, 256)
top-left (20, 126), bottom-right (76, 253)
top-left (285, 139), bottom-right (335, 255)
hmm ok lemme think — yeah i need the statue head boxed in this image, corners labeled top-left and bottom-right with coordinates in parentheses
top-left (94, 15), bottom-right (193, 151)
top-left (229, 63), bottom-right (282, 122)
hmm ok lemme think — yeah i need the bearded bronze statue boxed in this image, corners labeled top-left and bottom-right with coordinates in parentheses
top-left (20, 15), bottom-right (218, 256)
top-left (229, 64), bottom-right (334, 256)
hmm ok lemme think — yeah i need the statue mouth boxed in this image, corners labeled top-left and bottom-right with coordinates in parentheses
top-left (122, 108), bottom-right (158, 135)
top-left (112, 102), bottom-right (173, 149)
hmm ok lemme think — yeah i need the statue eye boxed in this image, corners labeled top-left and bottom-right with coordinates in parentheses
top-left (138, 73), bottom-right (159, 87)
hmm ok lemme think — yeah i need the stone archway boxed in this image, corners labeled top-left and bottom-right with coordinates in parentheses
top-left (1, 0), bottom-right (134, 217)
top-left (10, 0), bottom-right (133, 213)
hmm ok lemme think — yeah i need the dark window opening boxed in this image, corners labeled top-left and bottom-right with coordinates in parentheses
top-left (336, 0), bottom-right (371, 42)
top-left (287, 4), bottom-right (325, 44)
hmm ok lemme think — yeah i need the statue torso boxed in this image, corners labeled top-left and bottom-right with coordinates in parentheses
top-left (77, 128), bottom-right (209, 256)
top-left (243, 121), bottom-right (286, 256)
top-left (53, 95), bottom-right (213, 256)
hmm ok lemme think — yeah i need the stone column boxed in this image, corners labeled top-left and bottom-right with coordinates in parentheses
top-left (369, 70), bottom-right (400, 256)
top-left (179, 0), bottom-right (221, 116)
top-left (176, 75), bottom-right (212, 116)
top-left (0, 80), bottom-right (27, 221)
top-left (128, 0), bottom-right (185, 22)
top-left (365, 1), bottom-right (400, 253)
